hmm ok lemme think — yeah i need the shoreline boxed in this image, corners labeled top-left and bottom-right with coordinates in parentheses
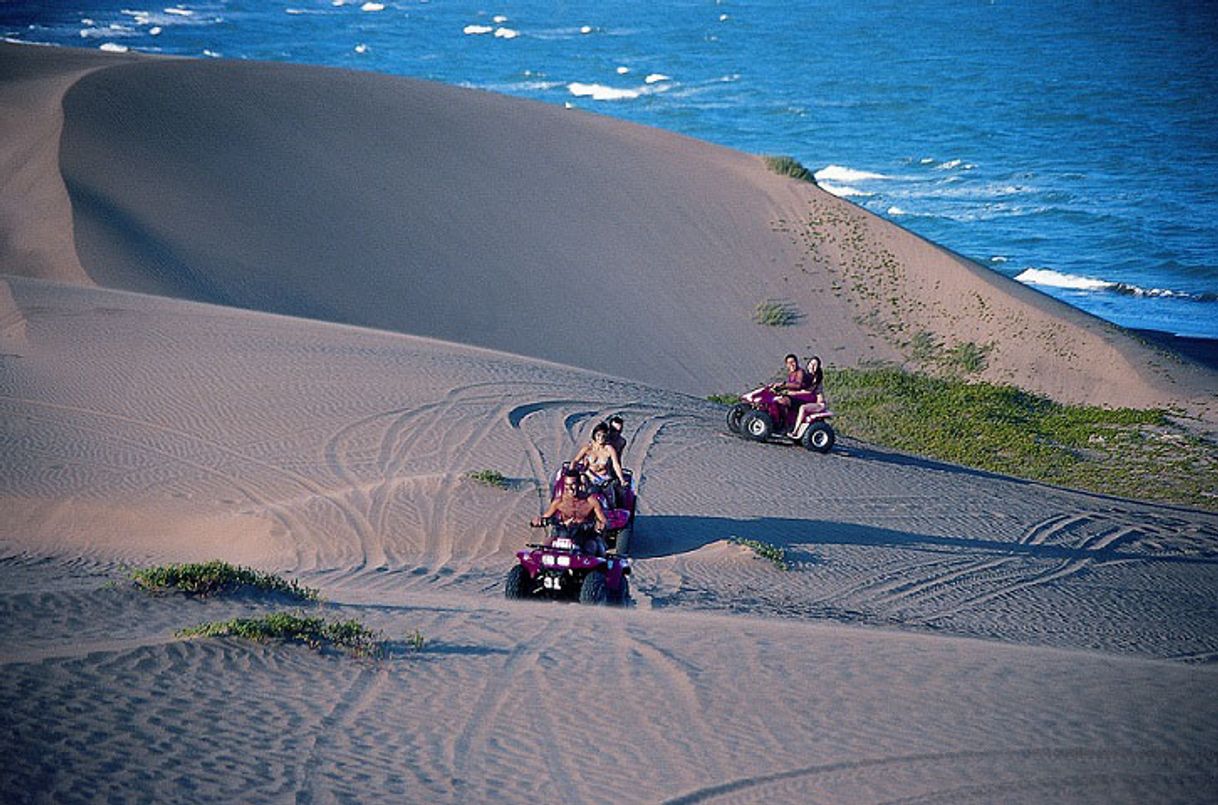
top-left (1132, 328), bottom-right (1218, 373)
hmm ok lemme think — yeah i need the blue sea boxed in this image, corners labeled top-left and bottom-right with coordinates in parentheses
top-left (6, 0), bottom-right (1217, 339)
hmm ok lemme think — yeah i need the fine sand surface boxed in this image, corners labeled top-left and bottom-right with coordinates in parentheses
top-left (3, 278), bottom-right (1217, 803)
top-left (3, 43), bottom-right (1218, 803)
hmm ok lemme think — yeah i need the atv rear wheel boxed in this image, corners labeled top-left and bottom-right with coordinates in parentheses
top-left (614, 524), bottom-right (632, 556)
top-left (742, 410), bottom-right (774, 442)
top-left (504, 565), bottom-right (531, 600)
top-left (802, 421), bottom-right (835, 453)
top-left (579, 570), bottom-right (608, 605)
top-left (726, 403), bottom-right (750, 434)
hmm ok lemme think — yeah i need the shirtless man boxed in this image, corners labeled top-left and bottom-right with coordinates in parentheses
top-left (530, 467), bottom-right (608, 555)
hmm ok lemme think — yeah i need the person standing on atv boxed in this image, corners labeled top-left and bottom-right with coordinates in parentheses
top-left (530, 467), bottom-right (609, 555)
top-left (570, 421), bottom-right (626, 508)
top-left (773, 353), bottom-right (820, 435)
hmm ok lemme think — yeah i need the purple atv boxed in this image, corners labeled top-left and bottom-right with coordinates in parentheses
top-left (504, 462), bottom-right (637, 605)
top-left (725, 384), bottom-right (836, 453)
top-left (505, 535), bottom-right (632, 605)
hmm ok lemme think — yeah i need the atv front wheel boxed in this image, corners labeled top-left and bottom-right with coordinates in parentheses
top-left (742, 410), bottom-right (774, 442)
top-left (802, 421), bottom-right (835, 453)
top-left (579, 571), bottom-right (608, 605)
top-left (504, 565), bottom-right (531, 600)
top-left (612, 576), bottom-right (631, 606)
top-left (726, 403), bottom-right (750, 434)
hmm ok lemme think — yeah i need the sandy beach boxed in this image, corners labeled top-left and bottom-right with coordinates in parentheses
top-left (2, 44), bottom-right (1217, 803)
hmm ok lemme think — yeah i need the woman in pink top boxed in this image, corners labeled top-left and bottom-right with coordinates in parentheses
top-left (774, 354), bottom-right (824, 434)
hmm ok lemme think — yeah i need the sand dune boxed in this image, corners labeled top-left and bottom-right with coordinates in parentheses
top-left (3, 43), bottom-right (1215, 418)
top-left (2, 43), bottom-right (1218, 802)
top-left (2, 277), bottom-right (1217, 801)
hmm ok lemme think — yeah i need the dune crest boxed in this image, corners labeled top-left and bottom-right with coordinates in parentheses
top-left (1, 43), bottom-right (1212, 421)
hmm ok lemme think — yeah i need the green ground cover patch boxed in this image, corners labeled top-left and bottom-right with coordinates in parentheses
top-left (132, 560), bottom-right (319, 601)
top-left (178, 611), bottom-right (384, 658)
top-left (730, 537), bottom-right (791, 570)
top-left (825, 365), bottom-right (1216, 509)
top-left (465, 469), bottom-right (509, 489)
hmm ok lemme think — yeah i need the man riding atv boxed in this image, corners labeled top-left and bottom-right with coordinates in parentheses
top-left (773, 353), bottom-right (823, 436)
top-left (529, 466), bottom-right (608, 555)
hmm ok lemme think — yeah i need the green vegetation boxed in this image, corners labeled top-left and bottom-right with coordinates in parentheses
top-left (827, 364), bottom-right (1217, 509)
top-left (753, 299), bottom-right (802, 327)
top-left (762, 155), bottom-right (816, 184)
top-left (465, 469), bottom-right (509, 490)
top-left (731, 537), bottom-right (791, 571)
top-left (405, 628), bottom-right (427, 653)
top-left (945, 341), bottom-right (990, 374)
top-left (132, 560), bottom-right (318, 601)
top-left (906, 330), bottom-right (991, 376)
top-left (177, 611), bottom-right (384, 658)
top-left (707, 393), bottom-right (741, 405)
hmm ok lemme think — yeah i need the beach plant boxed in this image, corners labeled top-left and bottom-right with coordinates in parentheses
top-left (945, 341), bottom-right (990, 375)
top-left (405, 628), bottom-right (427, 653)
top-left (707, 393), bottom-right (741, 405)
top-left (762, 155), bottom-right (816, 184)
top-left (908, 330), bottom-right (942, 364)
top-left (731, 537), bottom-right (791, 571)
top-left (465, 469), bottom-right (509, 490)
top-left (753, 299), bottom-right (802, 327)
top-left (826, 364), bottom-right (1217, 509)
top-left (177, 611), bottom-right (384, 658)
top-left (131, 560), bottom-right (319, 601)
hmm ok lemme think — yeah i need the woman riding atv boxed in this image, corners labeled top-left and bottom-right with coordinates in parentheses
top-left (773, 354), bottom-right (824, 436)
top-left (570, 421), bottom-right (626, 508)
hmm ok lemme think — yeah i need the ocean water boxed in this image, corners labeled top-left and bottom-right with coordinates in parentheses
top-left (5, 0), bottom-right (1217, 339)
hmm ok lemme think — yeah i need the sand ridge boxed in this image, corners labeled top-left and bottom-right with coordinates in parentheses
top-left (3, 42), bottom-right (1215, 420)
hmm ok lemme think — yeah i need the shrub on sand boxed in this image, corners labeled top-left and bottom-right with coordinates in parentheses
top-left (177, 611), bottom-right (384, 658)
top-left (762, 155), bottom-right (816, 184)
top-left (753, 299), bottom-right (802, 327)
top-left (132, 560), bottom-right (318, 601)
top-left (465, 469), bottom-right (509, 489)
top-left (731, 537), bottom-right (791, 571)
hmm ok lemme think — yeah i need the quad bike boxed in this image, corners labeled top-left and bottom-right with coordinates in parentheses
top-left (504, 533), bottom-right (632, 605)
top-left (504, 462), bottom-right (637, 605)
top-left (726, 385), bottom-right (836, 453)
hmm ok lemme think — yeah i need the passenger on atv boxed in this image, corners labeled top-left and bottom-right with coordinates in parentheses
top-left (529, 466), bottom-right (609, 555)
top-left (570, 421), bottom-right (626, 508)
top-left (773, 353), bottom-right (824, 437)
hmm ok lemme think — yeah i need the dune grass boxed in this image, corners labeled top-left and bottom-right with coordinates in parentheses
top-left (753, 299), bottom-right (802, 327)
top-left (131, 560), bottom-right (319, 601)
top-left (177, 611), bottom-right (384, 658)
top-left (826, 364), bottom-right (1216, 509)
top-left (762, 155), bottom-right (816, 184)
top-left (731, 537), bottom-right (791, 571)
top-left (465, 469), bottom-right (509, 489)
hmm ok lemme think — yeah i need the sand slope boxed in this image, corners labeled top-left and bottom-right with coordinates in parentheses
top-left (2, 277), bottom-right (1216, 801)
top-left (3, 43), bottom-right (1215, 418)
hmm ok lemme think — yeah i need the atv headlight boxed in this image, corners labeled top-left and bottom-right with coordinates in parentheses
top-left (557, 555), bottom-right (571, 567)
top-left (542, 555), bottom-right (555, 567)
